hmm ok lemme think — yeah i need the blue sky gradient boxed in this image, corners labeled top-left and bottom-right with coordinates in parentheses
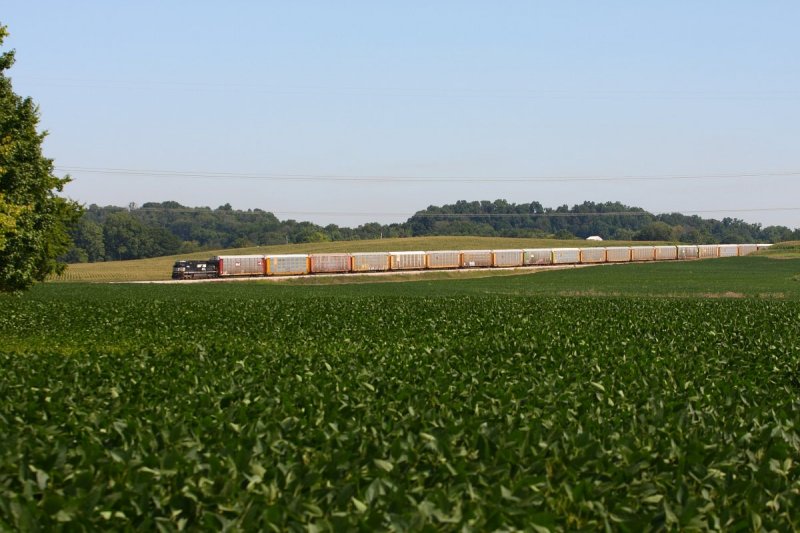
top-left (4, 1), bottom-right (799, 227)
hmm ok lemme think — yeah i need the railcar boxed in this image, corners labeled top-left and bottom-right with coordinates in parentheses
top-left (351, 252), bottom-right (390, 272)
top-left (390, 251), bottom-right (427, 270)
top-left (677, 245), bottom-right (699, 260)
top-left (427, 251), bottom-right (461, 269)
top-left (173, 243), bottom-right (766, 280)
top-left (630, 246), bottom-right (656, 261)
top-left (654, 246), bottom-right (678, 260)
top-left (605, 247), bottom-right (632, 263)
top-left (697, 245), bottom-right (719, 259)
top-left (310, 253), bottom-right (351, 273)
top-left (216, 255), bottom-right (266, 276)
top-left (552, 248), bottom-right (580, 264)
top-left (523, 249), bottom-right (553, 265)
top-left (492, 249), bottom-right (524, 267)
top-left (580, 248), bottom-right (607, 264)
top-left (267, 254), bottom-right (309, 276)
top-left (738, 244), bottom-right (757, 256)
top-left (461, 250), bottom-right (493, 268)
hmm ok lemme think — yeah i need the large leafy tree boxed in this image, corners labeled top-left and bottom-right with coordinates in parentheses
top-left (0, 25), bottom-right (82, 291)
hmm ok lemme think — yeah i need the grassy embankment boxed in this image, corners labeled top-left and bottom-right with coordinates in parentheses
top-left (50, 239), bottom-right (800, 296)
top-left (35, 256), bottom-right (800, 300)
top-left (53, 236), bottom-right (664, 283)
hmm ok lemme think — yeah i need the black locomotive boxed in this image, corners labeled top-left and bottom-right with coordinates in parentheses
top-left (171, 259), bottom-right (218, 280)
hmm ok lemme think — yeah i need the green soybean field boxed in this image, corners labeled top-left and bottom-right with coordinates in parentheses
top-left (2, 272), bottom-right (800, 530)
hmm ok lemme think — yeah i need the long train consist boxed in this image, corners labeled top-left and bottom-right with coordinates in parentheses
top-left (171, 243), bottom-right (771, 280)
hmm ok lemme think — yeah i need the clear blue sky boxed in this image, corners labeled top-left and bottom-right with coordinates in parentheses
top-left (4, 1), bottom-right (799, 228)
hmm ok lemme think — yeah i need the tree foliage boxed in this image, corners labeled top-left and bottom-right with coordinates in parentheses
top-left (0, 25), bottom-right (82, 291)
top-left (406, 200), bottom-right (798, 244)
top-left (63, 199), bottom-right (800, 263)
top-left (634, 221), bottom-right (674, 241)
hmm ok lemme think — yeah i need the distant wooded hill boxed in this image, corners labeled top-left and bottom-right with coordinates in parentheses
top-left (64, 200), bottom-right (799, 263)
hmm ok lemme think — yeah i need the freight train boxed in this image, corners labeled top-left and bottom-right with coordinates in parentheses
top-left (171, 243), bottom-right (771, 280)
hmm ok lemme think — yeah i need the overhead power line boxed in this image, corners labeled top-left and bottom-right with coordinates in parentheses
top-left (17, 77), bottom-right (800, 101)
top-left (55, 166), bottom-right (800, 183)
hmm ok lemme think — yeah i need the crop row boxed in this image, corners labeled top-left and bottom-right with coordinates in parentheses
top-left (1, 294), bottom-right (799, 530)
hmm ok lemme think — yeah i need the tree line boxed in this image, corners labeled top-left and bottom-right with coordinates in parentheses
top-left (64, 199), bottom-right (799, 263)
top-left (1, 26), bottom-right (83, 291)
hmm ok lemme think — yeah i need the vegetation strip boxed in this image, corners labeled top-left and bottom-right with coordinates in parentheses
top-left (1, 277), bottom-right (800, 529)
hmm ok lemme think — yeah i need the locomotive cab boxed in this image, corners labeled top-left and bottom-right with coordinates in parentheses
top-left (171, 259), bottom-right (218, 280)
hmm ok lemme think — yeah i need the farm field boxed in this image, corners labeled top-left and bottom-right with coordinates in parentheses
top-left (260, 255), bottom-right (800, 300)
top-left (50, 236), bottom-right (659, 282)
top-left (3, 258), bottom-right (800, 530)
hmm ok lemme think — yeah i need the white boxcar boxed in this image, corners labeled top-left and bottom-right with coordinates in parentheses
top-left (390, 251), bottom-right (427, 270)
top-left (605, 247), bottom-right (631, 262)
top-left (267, 254), bottom-right (309, 276)
top-left (756, 244), bottom-right (773, 251)
top-left (580, 248), bottom-right (606, 263)
top-left (493, 249), bottom-right (523, 267)
top-left (738, 244), bottom-right (757, 256)
top-left (677, 245), bottom-right (699, 260)
top-left (697, 245), bottom-right (719, 259)
top-left (630, 246), bottom-right (655, 261)
top-left (523, 249), bottom-right (553, 265)
top-left (217, 255), bottom-right (265, 276)
top-left (309, 253), bottom-right (351, 273)
top-left (718, 244), bottom-right (739, 257)
top-left (351, 252), bottom-right (390, 272)
top-left (654, 246), bottom-right (678, 260)
top-left (461, 250), bottom-right (492, 268)
top-left (427, 251), bottom-right (461, 269)
top-left (552, 248), bottom-right (581, 264)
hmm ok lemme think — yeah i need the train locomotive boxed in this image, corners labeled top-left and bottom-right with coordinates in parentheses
top-left (171, 243), bottom-right (770, 280)
top-left (171, 259), bottom-right (219, 280)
